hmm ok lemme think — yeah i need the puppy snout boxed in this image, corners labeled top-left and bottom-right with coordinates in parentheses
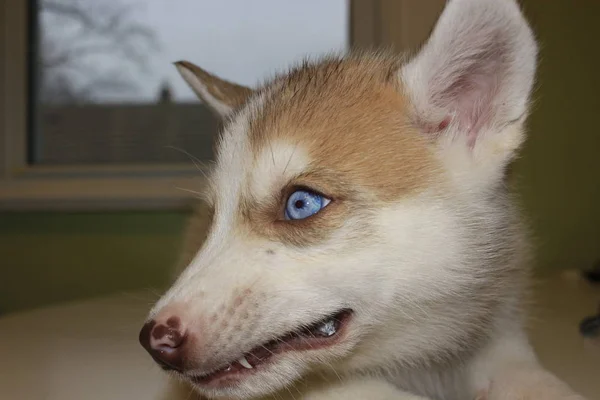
top-left (139, 316), bottom-right (187, 372)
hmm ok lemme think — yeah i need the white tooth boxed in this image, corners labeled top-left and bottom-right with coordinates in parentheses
top-left (238, 356), bottom-right (253, 369)
top-left (318, 320), bottom-right (337, 337)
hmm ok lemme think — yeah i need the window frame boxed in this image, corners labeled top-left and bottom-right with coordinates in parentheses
top-left (0, 0), bottom-right (220, 211)
top-left (0, 0), bottom-right (439, 211)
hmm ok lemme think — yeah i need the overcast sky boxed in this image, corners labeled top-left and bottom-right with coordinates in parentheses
top-left (47, 0), bottom-right (349, 103)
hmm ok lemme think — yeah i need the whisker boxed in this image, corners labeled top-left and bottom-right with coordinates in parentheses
top-left (165, 145), bottom-right (211, 182)
top-left (166, 146), bottom-right (209, 169)
top-left (283, 383), bottom-right (298, 400)
top-left (175, 186), bottom-right (204, 198)
top-left (269, 137), bottom-right (276, 166)
top-left (184, 385), bottom-right (195, 400)
top-left (282, 141), bottom-right (299, 176)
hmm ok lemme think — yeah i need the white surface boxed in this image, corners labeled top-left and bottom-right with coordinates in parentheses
top-left (0, 274), bottom-right (598, 400)
top-left (0, 291), bottom-right (172, 400)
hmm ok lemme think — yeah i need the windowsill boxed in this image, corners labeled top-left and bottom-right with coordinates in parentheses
top-left (0, 165), bottom-right (205, 211)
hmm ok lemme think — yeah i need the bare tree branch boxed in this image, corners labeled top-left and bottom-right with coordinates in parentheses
top-left (42, 1), bottom-right (96, 28)
top-left (39, 0), bottom-right (159, 104)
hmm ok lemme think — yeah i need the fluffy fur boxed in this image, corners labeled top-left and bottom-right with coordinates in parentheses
top-left (145, 0), bottom-right (586, 399)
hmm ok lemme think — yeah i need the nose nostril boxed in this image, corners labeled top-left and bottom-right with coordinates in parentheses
top-left (151, 322), bottom-right (185, 348)
top-left (139, 318), bottom-right (187, 372)
top-left (166, 316), bottom-right (181, 329)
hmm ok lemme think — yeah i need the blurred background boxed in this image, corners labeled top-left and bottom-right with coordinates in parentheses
top-left (0, 0), bottom-right (599, 398)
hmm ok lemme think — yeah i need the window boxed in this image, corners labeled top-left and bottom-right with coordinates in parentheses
top-left (0, 0), bottom-right (350, 210)
top-left (31, 0), bottom-right (349, 165)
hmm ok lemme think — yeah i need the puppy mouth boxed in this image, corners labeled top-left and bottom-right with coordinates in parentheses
top-left (189, 309), bottom-right (352, 387)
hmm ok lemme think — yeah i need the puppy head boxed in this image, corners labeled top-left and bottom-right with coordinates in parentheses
top-left (141, 1), bottom-right (537, 398)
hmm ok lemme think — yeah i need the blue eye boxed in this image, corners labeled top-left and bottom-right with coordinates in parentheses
top-left (284, 190), bottom-right (331, 220)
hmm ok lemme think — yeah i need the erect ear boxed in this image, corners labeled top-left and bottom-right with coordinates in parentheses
top-left (174, 61), bottom-right (254, 118)
top-left (401, 0), bottom-right (537, 152)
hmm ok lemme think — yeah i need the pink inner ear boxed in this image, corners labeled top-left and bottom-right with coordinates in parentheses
top-left (422, 116), bottom-right (452, 135)
top-left (415, 28), bottom-right (508, 146)
top-left (424, 60), bottom-right (501, 147)
top-left (437, 117), bottom-right (450, 131)
top-left (453, 71), bottom-right (499, 147)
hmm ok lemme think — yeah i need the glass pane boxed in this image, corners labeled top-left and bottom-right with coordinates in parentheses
top-left (30, 0), bottom-right (349, 165)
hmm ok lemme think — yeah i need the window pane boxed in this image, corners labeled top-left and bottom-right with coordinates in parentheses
top-left (30, 0), bottom-right (348, 165)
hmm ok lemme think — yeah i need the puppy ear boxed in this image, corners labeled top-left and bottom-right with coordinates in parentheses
top-left (174, 61), bottom-right (254, 118)
top-left (401, 0), bottom-right (537, 152)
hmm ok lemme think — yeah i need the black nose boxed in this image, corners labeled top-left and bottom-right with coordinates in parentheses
top-left (139, 318), bottom-right (186, 372)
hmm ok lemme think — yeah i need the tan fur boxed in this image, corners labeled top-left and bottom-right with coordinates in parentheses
top-left (184, 55), bottom-right (441, 248)
top-left (249, 55), bottom-right (441, 203)
top-left (210, 55), bottom-right (445, 248)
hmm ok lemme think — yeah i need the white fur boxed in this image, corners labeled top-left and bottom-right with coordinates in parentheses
top-left (250, 142), bottom-right (310, 204)
top-left (147, 1), bottom-right (585, 399)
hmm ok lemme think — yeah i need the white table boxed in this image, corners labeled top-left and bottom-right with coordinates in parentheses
top-left (0, 291), bottom-right (174, 400)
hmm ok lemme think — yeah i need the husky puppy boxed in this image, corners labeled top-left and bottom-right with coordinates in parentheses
top-left (140, 0), bottom-right (586, 399)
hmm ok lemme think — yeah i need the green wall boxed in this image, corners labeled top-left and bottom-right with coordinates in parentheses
top-left (512, 0), bottom-right (600, 272)
top-left (0, 212), bottom-right (189, 314)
